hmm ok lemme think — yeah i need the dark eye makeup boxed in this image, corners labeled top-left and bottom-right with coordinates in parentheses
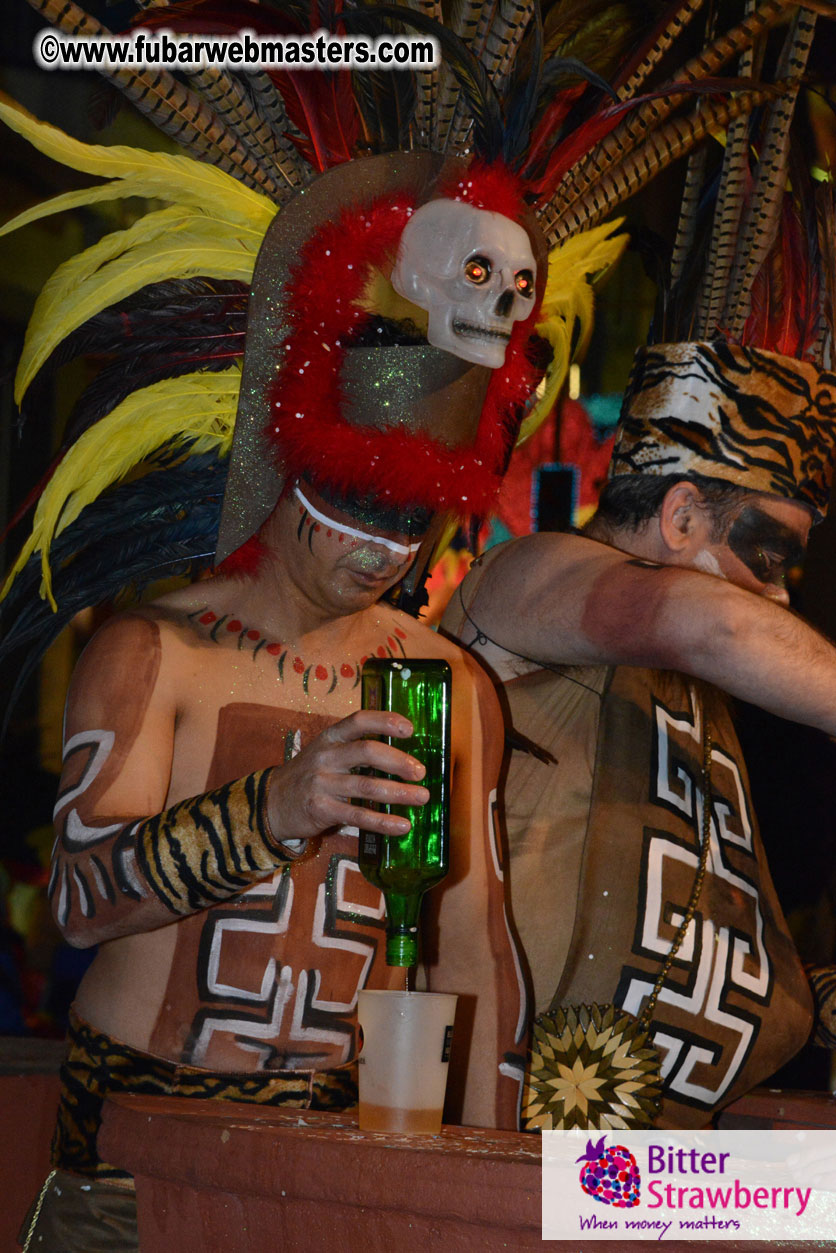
top-left (726, 506), bottom-right (806, 584)
top-left (311, 482), bottom-right (433, 540)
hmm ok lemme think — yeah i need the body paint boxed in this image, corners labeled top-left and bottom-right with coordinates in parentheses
top-left (694, 549), bottom-right (726, 578)
top-left (293, 486), bottom-right (422, 557)
top-left (185, 606), bottom-right (408, 691)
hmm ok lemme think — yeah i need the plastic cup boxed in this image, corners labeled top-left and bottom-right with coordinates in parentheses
top-left (357, 989), bottom-right (458, 1134)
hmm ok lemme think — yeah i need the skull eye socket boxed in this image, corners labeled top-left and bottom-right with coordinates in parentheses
top-left (515, 269), bottom-right (535, 298)
top-left (464, 255), bottom-right (491, 285)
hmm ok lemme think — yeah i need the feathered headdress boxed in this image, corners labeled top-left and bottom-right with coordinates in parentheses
top-left (610, 4), bottom-right (836, 518)
top-left (1, 0), bottom-right (805, 699)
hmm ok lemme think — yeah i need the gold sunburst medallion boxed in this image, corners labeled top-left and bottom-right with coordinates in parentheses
top-left (521, 1004), bottom-right (663, 1131)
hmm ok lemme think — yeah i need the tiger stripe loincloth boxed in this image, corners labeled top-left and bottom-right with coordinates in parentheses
top-left (53, 1009), bottom-right (358, 1179)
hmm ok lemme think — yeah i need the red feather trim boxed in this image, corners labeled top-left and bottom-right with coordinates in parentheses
top-left (264, 67), bottom-right (359, 172)
top-left (214, 534), bottom-right (268, 577)
top-left (525, 102), bottom-right (630, 203)
top-left (525, 83), bottom-right (744, 206)
top-left (267, 187), bottom-right (542, 516)
top-left (438, 161), bottom-right (528, 220)
top-left (522, 83), bottom-right (588, 182)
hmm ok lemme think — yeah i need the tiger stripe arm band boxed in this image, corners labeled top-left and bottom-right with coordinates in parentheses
top-left (133, 768), bottom-right (306, 914)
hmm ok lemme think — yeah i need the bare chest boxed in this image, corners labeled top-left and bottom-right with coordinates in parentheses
top-left (166, 611), bottom-right (412, 798)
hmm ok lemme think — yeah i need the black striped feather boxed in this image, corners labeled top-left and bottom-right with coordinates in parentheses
top-left (346, 3), bottom-right (505, 159)
top-left (723, 7), bottom-right (818, 337)
top-left (545, 87), bottom-right (772, 244)
top-left (435, 0), bottom-right (485, 150)
top-left (813, 180), bottom-right (836, 363)
top-left (669, 143), bottom-right (707, 290)
top-left (242, 72), bottom-right (313, 187)
top-left (693, 9), bottom-right (753, 342)
top-left (614, 0), bottom-right (706, 100)
top-left (186, 67), bottom-right (304, 196)
top-left (26, 0), bottom-right (288, 199)
top-left (485, 0), bottom-right (535, 88)
top-left (551, 0), bottom-right (795, 222)
top-left (693, 120), bottom-right (750, 339)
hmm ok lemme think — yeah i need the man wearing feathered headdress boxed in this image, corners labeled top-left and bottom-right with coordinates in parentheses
top-left (4, 0), bottom-right (802, 1241)
top-left (5, 76), bottom-right (539, 1253)
top-left (443, 6), bottom-right (836, 1131)
top-left (2, 0), bottom-right (647, 1243)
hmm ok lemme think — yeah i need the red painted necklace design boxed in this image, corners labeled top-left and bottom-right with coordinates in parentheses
top-left (187, 606), bottom-right (408, 693)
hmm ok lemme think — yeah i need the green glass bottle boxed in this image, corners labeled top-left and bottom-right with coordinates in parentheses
top-left (359, 658), bottom-right (452, 967)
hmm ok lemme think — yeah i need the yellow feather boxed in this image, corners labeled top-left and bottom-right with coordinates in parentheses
top-left (0, 95), bottom-right (278, 404)
top-left (0, 96), bottom-right (625, 595)
top-left (16, 209), bottom-right (262, 403)
top-left (517, 220), bottom-right (627, 446)
top-left (0, 96), bottom-right (275, 231)
top-left (0, 170), bottom-right (275, 240)
top-left (428, 515), bottom-right (460, 576)
top-left (1, 369), bottom-right (241, 611)
top-left (0, 182), bottom-right (162, 238)
top-left (358, 269), bottom-right (430, 334)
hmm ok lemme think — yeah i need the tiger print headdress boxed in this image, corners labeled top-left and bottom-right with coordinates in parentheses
top-left (0, 0), bottom-right (799, 705)
top-left (610, 5), bottom-right (836, 519)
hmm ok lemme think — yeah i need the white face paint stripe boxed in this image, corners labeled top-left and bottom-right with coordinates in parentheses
top-left (293, 486), bottom-right (422, 557)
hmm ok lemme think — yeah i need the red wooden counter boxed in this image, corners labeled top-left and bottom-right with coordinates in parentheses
top-left (100, 1098), bottom-right (542, 1251)
top-left (98, 1090), bottom-right (836, 1252)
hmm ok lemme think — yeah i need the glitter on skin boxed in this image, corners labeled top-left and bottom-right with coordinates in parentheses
top-left (351, 548), bottom-right (391, 573)
top-left (293, 486), bottom-right (422, 556)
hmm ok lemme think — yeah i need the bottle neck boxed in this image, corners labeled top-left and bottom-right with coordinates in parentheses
top-left (386, 930), bottom-right (419, 967)
top-left (383, 889), bottom-right (423, 967)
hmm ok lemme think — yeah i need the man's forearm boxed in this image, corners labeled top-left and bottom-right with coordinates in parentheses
top-left (575, 557), bottom-right (836, 733)
top-left (51, 768), bottom-right (303, 947)
top-left (653, 574), bottom-right (836, 735)
top-left (472, 535), bottom-right (836, 738)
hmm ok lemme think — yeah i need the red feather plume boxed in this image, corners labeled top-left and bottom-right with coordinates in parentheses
top-left (214, 534), bottom-right (268, 577)
top-left (743, 193), bottom-right (821, 361)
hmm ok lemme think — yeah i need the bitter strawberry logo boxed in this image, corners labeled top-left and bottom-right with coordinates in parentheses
top-left (577, 1136), bottom-right (641, 1208)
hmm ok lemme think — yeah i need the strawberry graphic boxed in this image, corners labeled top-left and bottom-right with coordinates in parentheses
top-left (577, 1136), bottom-right (641, 1208)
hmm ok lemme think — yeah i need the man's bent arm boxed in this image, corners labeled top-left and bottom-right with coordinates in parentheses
top-left (457, 532), bottom-right (836, 736)
top-left (53, 613), bottom-right (429, 947)
top-left (51, 613), bottom-right (304, 947)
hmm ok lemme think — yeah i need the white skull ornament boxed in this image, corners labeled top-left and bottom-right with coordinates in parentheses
top-left (391, 199), bottom-right (536, 368)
